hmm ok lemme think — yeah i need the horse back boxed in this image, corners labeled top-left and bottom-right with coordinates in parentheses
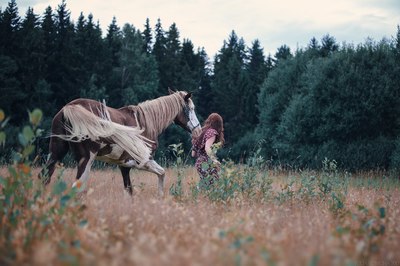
top-left (66, 98), bottom-right (136, 127)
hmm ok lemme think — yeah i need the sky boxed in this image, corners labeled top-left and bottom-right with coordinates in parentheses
top-left (6, 0), bottom-right (400, 59)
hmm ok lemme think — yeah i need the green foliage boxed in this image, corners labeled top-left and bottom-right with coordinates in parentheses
top-left (211, 31), bottom-right (251, 145)
top-left (333, 203), bottom-right (388, 263)
top-left (0, 0), bottom-right (399, 171)
top-left (198, 147), bottom-right (273, 204)
top-left (169, 143), bottom-right (185, 200)
top-left (257, 33), bottom-right (400, 171)
top-left (218, 222), bottom-right (256, 266)
top-left (0, 109), bottom-right (85, 264)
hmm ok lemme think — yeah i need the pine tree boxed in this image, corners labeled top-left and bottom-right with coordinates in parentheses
top-left (164, 22), bottom-right (181, 88)
top-left (394, 25), bottom-right (400, 60)
top-left (274, 44), bottom-right (292, 63)
top-left (212, 31), bottom-right (250, 145)
top-left (320, 34), bottom-right (338, 57)
top-left (106, 16), bottom-right (122, 67)
top-left (50, 0), bottom-right (79, 107)
top-left (307, 37), bottom-right (321, 58)
top-left (41, 5), bottom-right (56, 106)
top-left (194, 47), bottom-right (212, 120)
top-left (20, 7), bottom-right (46, 111)
top-left (104, 16), bottom-right (122, 104)
top-left (113, 23), bottom-right (158, 106)
top-left (0, 0), bottom-right (20, 56)
top-left (0, 0), bottom-right (23, 119)
top-left (244, 39), bottom-right (268, 127)
top-left (153, 19), bottom-right (167, 95)
top-left (0, 55), bottom-right (20, 117)
top-left (142, 18), bottom-right (152, 53)
top-left (41, 6), bottom-right (56, 57)
top-left (74, 12), bottom-right (108, 100)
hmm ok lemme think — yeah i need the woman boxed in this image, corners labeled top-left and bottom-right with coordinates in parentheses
top-left (191, 113), bottom-right (224, 185)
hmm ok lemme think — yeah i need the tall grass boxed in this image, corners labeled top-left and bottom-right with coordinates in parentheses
top-left (0, 111), bottom-right (399, 265)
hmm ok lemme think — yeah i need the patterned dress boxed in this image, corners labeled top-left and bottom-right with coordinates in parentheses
top-left (192, 128), bottom-right (219, 184)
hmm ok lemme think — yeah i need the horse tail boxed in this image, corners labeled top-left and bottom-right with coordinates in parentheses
top-left (55, 104), bottom-right (152, 166)
top-left (39, 109), bottom-right (69, 185)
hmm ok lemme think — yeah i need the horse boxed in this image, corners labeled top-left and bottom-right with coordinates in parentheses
top-left (39, 90), bottom-right (201, 197)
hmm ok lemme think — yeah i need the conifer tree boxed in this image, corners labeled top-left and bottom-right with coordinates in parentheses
top-left (164, 23), bottom-right (181, 88)
top-left (320, 34), bottom-right (338, 57)
top-left (153, 19), bottom-right (167, 95)
top-left (274, 44), bottom-right (292, 63)
top-left (212, 31), bottom-right (250, 144)
top-left (0, 0), bottom-right (20, 56)
top-left (0, 0), bottom-right (22, 119)
top-left (49, 0), bottom-right (79, 107)
top-left (194, 47), bottom-right (213, 119)
top-left (106, 16), bottom-right (121, 67)
top-left (20, 7), bottom-right (46, 111)
top-left (114, 23), bottom-right (158, 105)
top-left (142, 18), bottom-right (152, 53)
top-left (244, 39), bottom-right (268, 127)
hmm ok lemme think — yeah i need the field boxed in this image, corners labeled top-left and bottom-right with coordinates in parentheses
top-left (1, 163), bottom-right (400, 266)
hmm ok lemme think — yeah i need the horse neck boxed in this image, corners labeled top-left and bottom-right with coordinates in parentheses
top-left (136, 94), bottom-right (184, 140)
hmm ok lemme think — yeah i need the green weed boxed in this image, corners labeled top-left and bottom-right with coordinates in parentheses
top-left (0, 109), bottom-right (85, 264)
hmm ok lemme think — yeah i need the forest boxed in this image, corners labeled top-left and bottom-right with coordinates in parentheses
top-left (0, 0), bottom-right (400, 171)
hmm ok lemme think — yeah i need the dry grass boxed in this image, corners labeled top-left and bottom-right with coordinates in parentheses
top-left (3, 166), bottom-right (400, 266)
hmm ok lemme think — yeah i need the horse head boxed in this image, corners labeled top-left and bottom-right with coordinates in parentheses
top-left (169, 89), bottom-right (201, 138)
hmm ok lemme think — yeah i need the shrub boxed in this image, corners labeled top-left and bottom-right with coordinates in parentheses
top-left (0, 109), bottom-right (86, 264)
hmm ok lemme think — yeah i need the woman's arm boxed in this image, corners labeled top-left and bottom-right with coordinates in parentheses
top-left (205, 136), bottom-right (220, 165)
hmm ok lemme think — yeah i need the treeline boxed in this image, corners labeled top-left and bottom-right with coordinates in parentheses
top-left (254, 34), bottom-right (400, 170)
top-left (0, 0), bottom-right (399, 170)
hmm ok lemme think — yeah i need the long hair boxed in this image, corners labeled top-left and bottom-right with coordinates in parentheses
top-left (194, 113), bottom-right (224, 147)
top-left (134, 92), bottom-right (186, 140)
top-left (57, 104), bottom-right (152, 166)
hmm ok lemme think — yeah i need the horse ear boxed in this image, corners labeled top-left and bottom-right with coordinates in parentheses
top-left (168, 87), bottom-right (175, 94)
top-left (184, 92), bottom-right (192, 101)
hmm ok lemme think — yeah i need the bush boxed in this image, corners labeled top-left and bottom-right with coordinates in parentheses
top-left (0, 109), bottom-right (86, 264)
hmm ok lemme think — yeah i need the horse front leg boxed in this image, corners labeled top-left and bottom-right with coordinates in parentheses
top-left (143, 160), bottom-right (166, 197)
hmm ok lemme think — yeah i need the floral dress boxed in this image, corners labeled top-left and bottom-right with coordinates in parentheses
top-left (192, 128), bottom-right (219, 184)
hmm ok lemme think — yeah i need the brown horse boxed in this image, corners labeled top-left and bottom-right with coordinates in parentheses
top-left (39, 90), bottom-right (201, 196)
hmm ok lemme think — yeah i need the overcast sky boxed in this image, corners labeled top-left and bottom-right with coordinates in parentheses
top-left (9, 0), bottom-right (400, 59)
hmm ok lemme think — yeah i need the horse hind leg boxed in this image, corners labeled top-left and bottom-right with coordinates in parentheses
top-left (39, 136), bottom-right (69, 185)
top-left (39, 110), bottom-right (69, 185)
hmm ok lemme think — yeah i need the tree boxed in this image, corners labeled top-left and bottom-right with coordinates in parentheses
top-left (212, 31), bottom-right (250, 146)
top-left (152, 19), bottom-right (167, 94)
top-left (105, 16), bottom-right (121, 67)
top-left (48, 0), bottom-right (79, 108)
top-left (0, 0), bottom-right (20, 56)
top-left (0, 0), bottom-right (23, 121)
top-left (307, 37), bottom-right (321, 58)
top-left (274, 44), bottom-right (292, 63)
top-left (192, 47), bottom-right (212, 120)
top-left (19, 7), bottom-right (46, 113)
top-left (320, 34), bottom-right (338, 57)
top-left (113, 23), bottom-right (158, 106)
top-left (41, 6), bottom-right (56, 59)
top-left (163, 22), bottom-right (181, 89)
top-left (244, 39), bottom-right (268, 127)
top-left (0, 55), bottom-right (21, 117)
top-left (74, 13), bottom-right (108, 100)
top-left (142, 18), bottom-right (152, 53)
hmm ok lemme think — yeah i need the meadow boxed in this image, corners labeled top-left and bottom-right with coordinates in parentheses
top-left (1, 160), bottom-right (400, 266)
